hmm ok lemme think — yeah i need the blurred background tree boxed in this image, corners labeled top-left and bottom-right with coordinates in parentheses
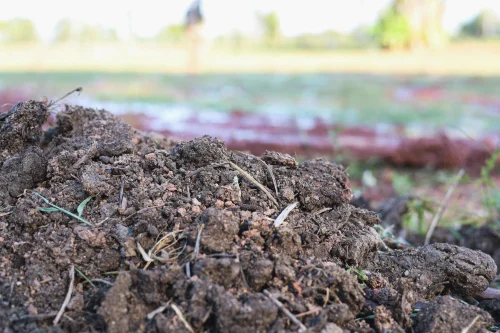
top-left (0, 19), bottom-right (38, 44)
top-left (53, 19), bottom-right (119, 44)
top-left (460, 10), bottom-right (500, 38)
top-left (257, 11), bottom-right (281, 48)
top-left (373, 0), bottom-right (447, 50)
top-left (156, 24), bottom-right (185, 44)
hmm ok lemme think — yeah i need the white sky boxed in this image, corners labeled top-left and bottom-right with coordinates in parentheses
top-left (1, 0), bottom-right (499, 42)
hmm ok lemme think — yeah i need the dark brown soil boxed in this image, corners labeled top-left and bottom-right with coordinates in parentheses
top-left (1, 100), bottom-right (499, 332)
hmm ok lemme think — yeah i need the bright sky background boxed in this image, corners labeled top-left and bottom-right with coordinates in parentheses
top-left (1, 0), bottom-right (499, 42)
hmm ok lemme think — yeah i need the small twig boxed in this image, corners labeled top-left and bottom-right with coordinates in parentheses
top-left (119, 177), bottom-right (125, 208)
top-left (263, 290), bottom-right (306, 332)
top-left (122, 204), bottom-right (166, 222)
top-left (228, 161), bottom-right (279, 207)
top-left (90, 279), bottom-right (113, 286)
top-left (12, 312), bottom-right (58, 322)
top-left (312, 207), bottom-right (332, 216)
top-left (425, 169), bottom-right (465, 245)
top-left (171, 303), bottom-right (195, 333)
top-left (295, 307), bottom-right (322, 318)
top-left (147, 301), bottom-right (171, 320)
top-left (48, 87), bottom-right (82, 108)
top-left (0, 211), bottom-right (12, 217)
top-left (193, 224), bottom-right (204, 260)
top-left (461, 315), bottom-right (481, 333)
top-left (251, 155), bottom-right (279, 196)
top-left (274, 202), bottom-right (299, 227)
top-left (54, 265), bottom-right (74, 325)
top-left (186, 262), bottom-right (191, 278)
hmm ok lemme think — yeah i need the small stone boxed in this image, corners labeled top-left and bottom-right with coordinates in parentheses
top-left (192, 205), bottom-right (201, 214)
top-left (167, 183), bottom-right (177, 192)
top-left (224, 201), bottom-right (234, 207)
top-left (177, 207), bottom-right (186, 217)
top-left (192, 198), bottom-right (201, 206)
top-left (67, 294), bottom-right (84, 311)
top-left (264, 209), bottom-right (275, 216)
top-left (145, 153), bottom-right (155, 160)
top-left (215, 200), bottom-right (224, 208)
top-left (122, 238), bottom-right (137, 258)
top-left (26, 304), bottom-right (37, 315)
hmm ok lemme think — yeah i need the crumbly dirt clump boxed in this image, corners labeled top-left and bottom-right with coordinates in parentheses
top-left (0, 101), bottom-right (498, 332)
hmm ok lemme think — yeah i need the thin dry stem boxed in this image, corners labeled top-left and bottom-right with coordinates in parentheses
top-left (425, 169), bottom-right (465, 245)
top-left (228, 161), bottom-right (279, 207)
top-left (461, 315), bottom-right (481, 333)
top-left (264, 289), bottom-right (306, 332)
top-left (147, 302), bottom-right (171, 320)
top-left (122, 204), bottom-right (166, 222)
top-left (54, 265), bottom-right (74, 325)
top-left (171, 303), bottom-right (195, 333)
top-left (295, 307), bottom-right (322, 318)
top-left (48, 87), bottom-right (82, 108)
top-left (193, 224), bottom-right (204, 260)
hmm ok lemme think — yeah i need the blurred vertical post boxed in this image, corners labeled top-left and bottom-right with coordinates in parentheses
top-left (185, 0), bottom-right (205, 75)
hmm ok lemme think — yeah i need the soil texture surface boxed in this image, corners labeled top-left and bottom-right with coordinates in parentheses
top-left (0, 100), bottom-right (499, 332)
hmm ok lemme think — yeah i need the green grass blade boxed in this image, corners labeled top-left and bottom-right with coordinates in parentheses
top-left (39, 207), bottom-right (59, 213)
top-left (77, 196), bottom-right (93, 217)
top-left (74, 266), bottom-right (96, 288)
top-left (34, 192), bottom-right (93, 227)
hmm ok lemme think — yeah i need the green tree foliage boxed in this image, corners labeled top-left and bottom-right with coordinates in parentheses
top-left (373, 0), bottom-right (446, 49)
top-left (460, 10), bottom-right (500, 38)
top-left (156, 24), bottom-right (185, 43)
top-left (373, 7), bottom-right (411, 49)
top-left (53, 20), bottom-right (119, 43)
top-left (53, 19), bottom-right (74, 42)
top-left (257, 12), bottom-right (281, 47)
top-left (0, 19), bottom-right (38, 44)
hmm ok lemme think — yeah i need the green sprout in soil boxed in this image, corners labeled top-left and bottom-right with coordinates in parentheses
top-left (479, 150), bottom-right (500, 224)
top-left (402, 198), bottom-right (435, 235)
top-left (34, 192), bottom-right (93, 227)
top-left (74, 266), bottom-right (96, 288)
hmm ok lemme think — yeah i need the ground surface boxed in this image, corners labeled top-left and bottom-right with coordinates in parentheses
top-left (1, 100), bottom-right (500, 332)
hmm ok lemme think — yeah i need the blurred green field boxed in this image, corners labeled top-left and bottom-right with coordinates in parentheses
top-left (2, 70), bottom-right (500, 134)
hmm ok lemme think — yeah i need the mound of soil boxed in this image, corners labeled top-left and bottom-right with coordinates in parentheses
top-left (1, 100), bottom-right (499, 332)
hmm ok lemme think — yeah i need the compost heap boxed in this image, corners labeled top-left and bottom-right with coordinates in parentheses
top-left (0, 100), bottom-right (499, 333)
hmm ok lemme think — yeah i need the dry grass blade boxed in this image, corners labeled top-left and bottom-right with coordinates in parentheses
top-left (258, 157), bottom-right (279, 196)
top-left (228, 161), bottom-right (279, 207)
top-left (274, 202), bottom-right (299, 227)
top-left (425, 169), bottom-right (465, 245)
top-left (147, 301), bottom-right (171, 320)
top-left (295, 307), bottom-right (322, 318)
top-left (136, 241), bottom-right (153, 263)
top-left (143, 230), bottom-right (184, 269)
top-left (264, 290), bottom-right (306, 332)
top-left (171, 303), bottom-right (195, 333)
top-left (0, 211), bottom-right (12, 217)
top-left (48, 87), bottom-right (82, 108)
top-left (53, 265), bottom-right (74, 325)
top-left (193, 224), bottom-right (204, 260)
top-left (312, 207), bottom-right (332, 216)
top-left (461, 315), bottom-right (481, 333)
top-left (122, 204), bottom-right (166, 222)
